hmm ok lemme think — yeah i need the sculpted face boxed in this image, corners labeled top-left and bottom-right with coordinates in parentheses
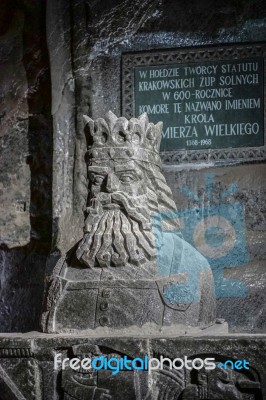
top-left (76, 158), bottom-right (157, 269)
top-left (88, 160), bottom-right (146, 201)
top-left (75, 112), bottom-right (179, 269)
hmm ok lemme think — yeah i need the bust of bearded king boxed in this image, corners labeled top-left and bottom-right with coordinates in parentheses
top-left (41, 111), bottom-right (216, 334)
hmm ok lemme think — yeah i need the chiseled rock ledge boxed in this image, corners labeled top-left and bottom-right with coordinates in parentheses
top-left (0, 331), bottom-right (265, 399)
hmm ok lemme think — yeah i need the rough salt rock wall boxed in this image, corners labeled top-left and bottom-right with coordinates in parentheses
top-left (0, 0), bottom-right (52, 332)
top-left (50, 0), bottom-right (266, 333)
top-left (0, 10), bottom-right (30, 248)
top-left (164, 163), bottom-right (266, 333)
top-left (0, 0), bottom-right (266, 333)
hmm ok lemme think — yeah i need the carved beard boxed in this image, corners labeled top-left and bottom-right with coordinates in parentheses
top-left (76, 192), bottom-right (157, 268)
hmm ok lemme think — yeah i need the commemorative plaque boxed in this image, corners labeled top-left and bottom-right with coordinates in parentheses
top-left (122, 44), bottom-right (266, 163)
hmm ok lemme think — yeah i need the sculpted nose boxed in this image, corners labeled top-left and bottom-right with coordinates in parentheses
top-left (105, 173), bottom-right (118, 193)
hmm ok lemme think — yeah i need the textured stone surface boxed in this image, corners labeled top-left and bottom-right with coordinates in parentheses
top-left (51, 0), bottom-right (266, 256)
top-left (0, 334), bottom-right (265, 399)
top-left (41, 113), bottom-right (216, 333)
top-left (0, 0), bottom-right (265, 335)
top-left (0, 2), bottom-right (53, 249)
top-left (50, 0), bottom-right (265, 334)
top-left (0, 10), bottom-right (30, 247)
top-left (0, 0), bottom-right (52, 332)
top-left (163, 164), bottom-right (266, 332)
top-left (0, 3), bottom-right (265, 400)
top-left (0, 248), bottom-right (46, 333)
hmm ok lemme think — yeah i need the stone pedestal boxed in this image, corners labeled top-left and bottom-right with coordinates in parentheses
top-left (0, 331), bottom-right (265, 400)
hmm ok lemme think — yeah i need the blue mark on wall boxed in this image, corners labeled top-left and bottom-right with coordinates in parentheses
top-left (154, 173), bottom-right (248, 301)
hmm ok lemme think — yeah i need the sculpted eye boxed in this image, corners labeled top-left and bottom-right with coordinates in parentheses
top-left (119, 174), bottom-right (135, 184)
top-left (93, 176), bottom-right (104, 185)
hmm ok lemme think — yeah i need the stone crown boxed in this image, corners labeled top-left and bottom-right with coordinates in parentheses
top-left (83, 111), bottom-right (163, 166)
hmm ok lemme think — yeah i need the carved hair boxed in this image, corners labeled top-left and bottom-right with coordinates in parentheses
top-left (136, 160), bottom-right (180, 233)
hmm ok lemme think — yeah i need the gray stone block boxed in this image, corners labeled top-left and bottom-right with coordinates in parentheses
top-left (0, 333), bottom-right (264, 399)
top-left (41, 113), bottom-right (216, 334)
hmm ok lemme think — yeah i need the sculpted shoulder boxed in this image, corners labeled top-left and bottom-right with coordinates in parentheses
top-left (158, 231), bottom-right (211, 275)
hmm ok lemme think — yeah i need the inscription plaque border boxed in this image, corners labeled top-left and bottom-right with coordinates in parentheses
top-left (122, 43), bottom-right (266, 164)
